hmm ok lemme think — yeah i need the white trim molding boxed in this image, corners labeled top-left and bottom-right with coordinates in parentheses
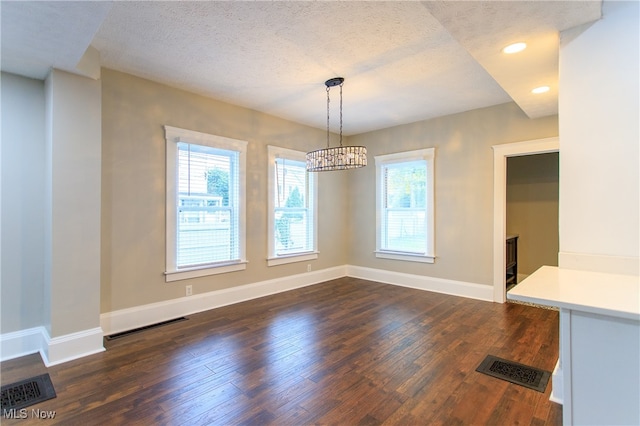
top-left (6, 265), bottom-right (497, 365)
top-left (0, 326), bottom-right (105, 366)
top-left (346, 265), bottom-right (493, 302)
top-left (104, 264), bottom-right (492, 336)
top-left (492, 137), bottom-right (559, 303)
top-left (0, 327), bottom-right (46, 362)
top-left (267, 252), bottom-right (319, 267)
top-left (41, 327), bottom-right (105, 367)
top-left (101, 266), bottom-right (347, 336)
top-left (374, 250), bottom-right (435, 263)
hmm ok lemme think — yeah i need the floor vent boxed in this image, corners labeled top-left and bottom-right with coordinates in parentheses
top-left (1, 374), bottom-right (56, 411)
top-left (476, 355), bottom-right (551, 393)
top-left (105, 317), bottom-right (188, 340)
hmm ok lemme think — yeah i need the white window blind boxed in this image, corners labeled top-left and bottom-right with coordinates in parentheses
top-left (375, 148), bottom-right (435, 263)
top-left (176, 143), bottom-right (239, 268)
top-left (381, 160), bottom-right (427, 253)
top-left (267, 146), bottom-right (317, 266)
top-left (165, 126), bottom-right (247, 281)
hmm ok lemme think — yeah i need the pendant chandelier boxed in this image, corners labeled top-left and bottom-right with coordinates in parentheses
top-left (306, 77), bottom-right (367, 172)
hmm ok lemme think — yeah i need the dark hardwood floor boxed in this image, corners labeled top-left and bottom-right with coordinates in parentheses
top-left (1, 277), bottom-right (561, 425)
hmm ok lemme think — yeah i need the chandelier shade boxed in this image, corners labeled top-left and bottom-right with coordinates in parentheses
top-left (306, 145), bottom-right (367, 171)
top-left (306, 77), bottom-right (367, 172)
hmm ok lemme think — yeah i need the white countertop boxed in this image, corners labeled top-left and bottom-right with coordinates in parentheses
top-left (508, 265), bottom-right (640, 321)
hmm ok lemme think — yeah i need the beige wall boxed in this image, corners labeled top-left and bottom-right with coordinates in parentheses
top-left (506, 153), bottom-right (559, 276)
top-left (45, 70), bottom-right (102, 338)
top-left (101, 69), bottom-right (349, 312)
top-left (347, 102), bottom-right (558, 286)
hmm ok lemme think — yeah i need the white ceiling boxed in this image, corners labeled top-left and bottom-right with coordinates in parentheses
top-left (1, 1), bottom-right (601, 135)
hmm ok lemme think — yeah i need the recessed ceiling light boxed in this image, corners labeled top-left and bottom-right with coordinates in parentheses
top-left (532, 86), bottom-right (550, 94)
top-left (502, 42), bottom-right (527, 54)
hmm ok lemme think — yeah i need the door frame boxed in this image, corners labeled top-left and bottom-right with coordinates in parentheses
top-left (492, 137), bottom-right (559, 303)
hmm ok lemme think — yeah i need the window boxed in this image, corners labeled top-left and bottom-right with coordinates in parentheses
top-left (267, 146), bottom-right (317, 266)
top-left (165, 126), bottom-right (247, 281)
top-left (375, 148), bottom-right (435, 263)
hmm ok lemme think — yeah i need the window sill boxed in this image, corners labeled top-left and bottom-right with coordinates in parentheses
top-left (375, 250), bottom-right (435, 264)
top-left (267, 252), bottom-right (319, 267)
top-left (165, 261), bottom-right (248, 282)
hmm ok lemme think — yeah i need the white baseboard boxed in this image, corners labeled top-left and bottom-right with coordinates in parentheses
top-left (346, 265), bottom-right (493, 302)
top-left (101, 265), bottom-right (347, 336)
top-left (41, 327), bottom-right (105, 367)
top-left (101, 264), bottom-right (491, 337)
top-left (549, 359), bottom-right (563, 405)
top-left (4, 264), bottom-right (492, 365)
top-left (0, 326), bottom-right (105, 366)
top-left (0, 326), bottom-right (46, 362)
top-left (558, 252), bottom-right (639, 276)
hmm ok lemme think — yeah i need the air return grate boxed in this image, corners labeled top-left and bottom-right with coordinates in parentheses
top-left (105, 317), bottom-right (188, 340)
top-left (1, 374), bottom-right (56, 411)
top-left (476, 355), bottom-right (551, 392)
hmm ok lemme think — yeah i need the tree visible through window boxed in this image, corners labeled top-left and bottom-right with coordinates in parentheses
top-left (268, 146), bottom-right (317, 266)
top-left (207, 167), bottom-right (229, 205)
top-left (275, 186), bottom-right (305, 250)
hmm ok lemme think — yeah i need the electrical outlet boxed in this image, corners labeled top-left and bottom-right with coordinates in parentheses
top-left (307, 264), bottom-right (311, 272)
top-left (186, 285), bottom-right (193, 296)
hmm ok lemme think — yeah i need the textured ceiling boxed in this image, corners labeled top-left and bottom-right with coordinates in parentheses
top-left (1, 1), bottom-right (601, 135)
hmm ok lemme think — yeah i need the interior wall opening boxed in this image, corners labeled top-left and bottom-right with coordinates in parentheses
top-left (505, 152), bottom-right (559, 292)
top-left (492, 137), bottom-right (559, 303)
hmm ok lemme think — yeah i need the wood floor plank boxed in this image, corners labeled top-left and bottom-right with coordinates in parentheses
top-left (0, 277), bottom-right (561, 425)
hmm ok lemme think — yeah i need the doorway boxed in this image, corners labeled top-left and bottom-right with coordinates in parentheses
top-left (506, 152), bottom-right (559, 289)
top-left (492, 137), bottom-right (559, 303)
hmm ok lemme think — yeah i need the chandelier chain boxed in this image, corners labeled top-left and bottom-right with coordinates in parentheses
top-left (339, 83), bottom-right (343, 147)
top-left (326, 86), bottom-right (330, 149)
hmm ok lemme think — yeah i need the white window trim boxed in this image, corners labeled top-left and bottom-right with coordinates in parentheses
top-left (267, 145), bottom-right (318, 267)
top-left (375, 147), bottom-right (435, 263)
top-left (164, 125), bottom-right (248, 282)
